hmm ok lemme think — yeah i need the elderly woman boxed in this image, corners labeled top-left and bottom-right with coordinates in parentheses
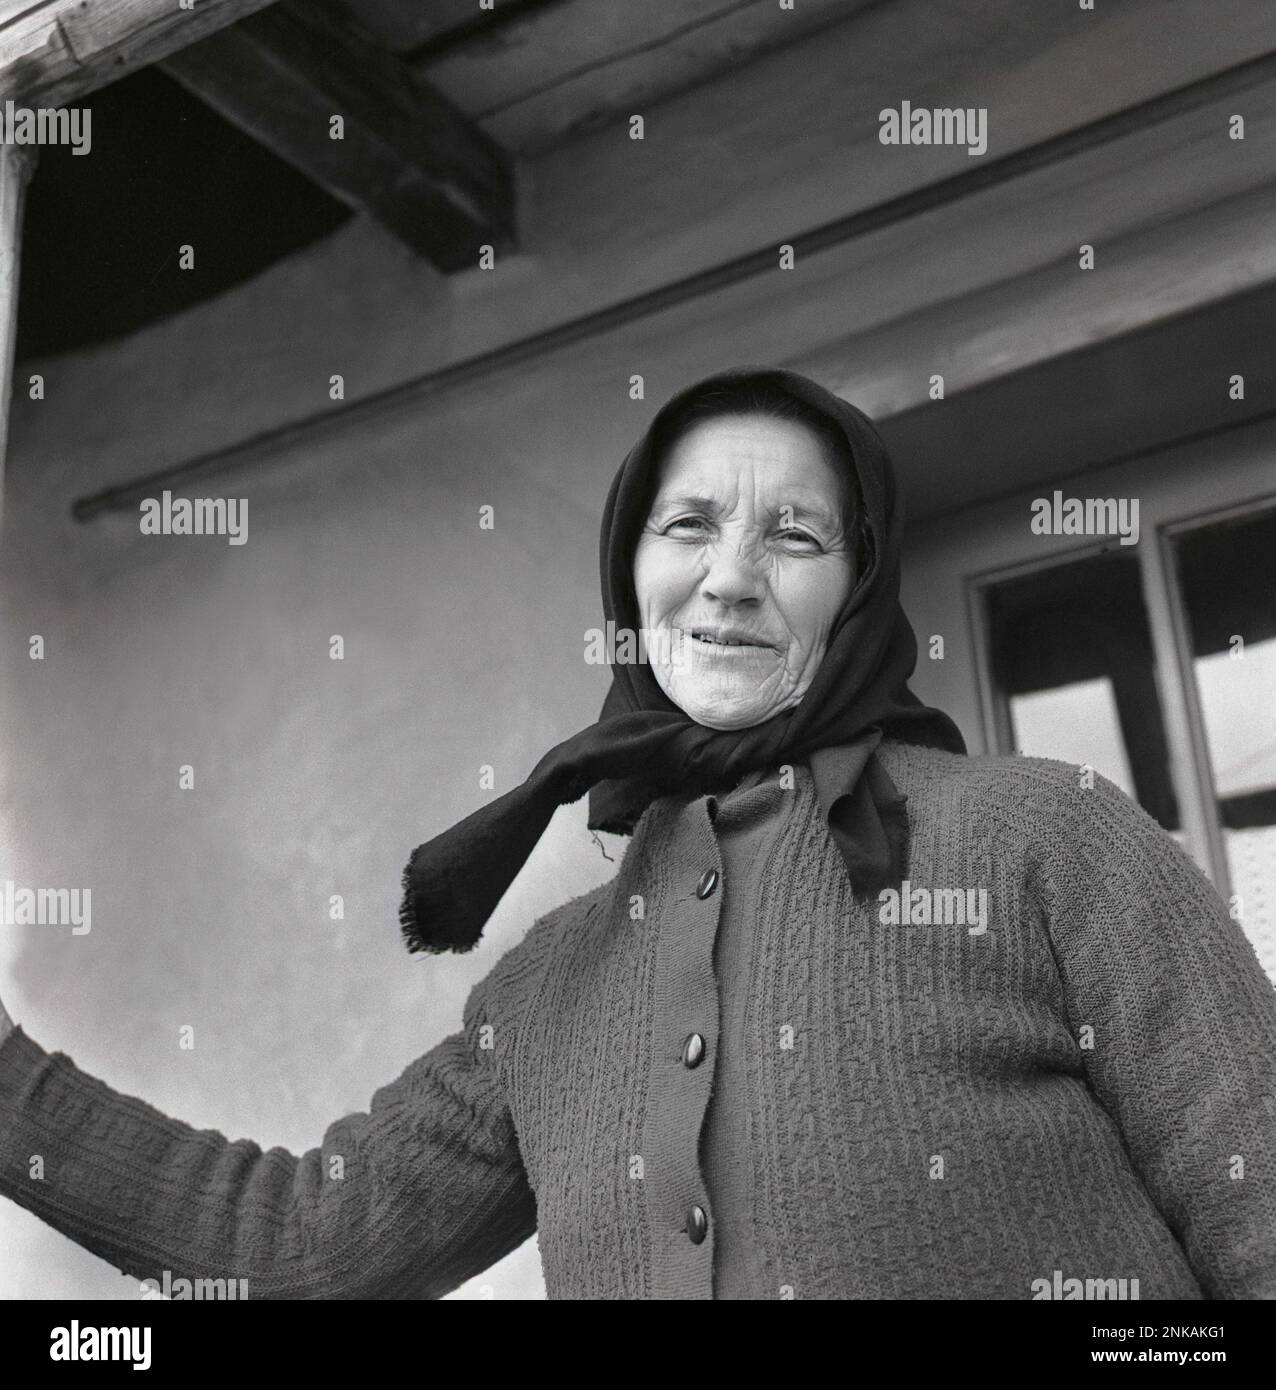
top-left (1, 368), bottom-right (1273, 1300)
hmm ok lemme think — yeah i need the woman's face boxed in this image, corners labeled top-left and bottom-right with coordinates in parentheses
top-left (633, 412), bottom-right (856, 730)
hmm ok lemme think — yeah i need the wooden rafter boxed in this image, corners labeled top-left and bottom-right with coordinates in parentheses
top-left (160, 2), bottom-right (515, 271)
top-left (318, 0), bottom-right (562, 59)
top-left (316, 0), bottom-right (475, 55)
top-left (0, 0), bottom-right (277, 108)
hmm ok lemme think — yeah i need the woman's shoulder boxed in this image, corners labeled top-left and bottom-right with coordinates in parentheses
top-left (880, 736), bottom-right (1069, 794)
top-left (877, 737), bottom-right (1163, 850)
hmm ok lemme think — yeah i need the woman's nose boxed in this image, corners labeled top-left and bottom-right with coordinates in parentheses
top-left (701, 541), bottom-right (765, 607)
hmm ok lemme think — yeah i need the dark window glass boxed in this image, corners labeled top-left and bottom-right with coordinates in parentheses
top-left (1174, 505), bottom-right (1276, 975)
top-left (983, 551), bottom-right (1181, 836)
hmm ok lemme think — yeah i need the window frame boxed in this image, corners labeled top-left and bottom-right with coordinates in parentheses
top-left (967, 491), bottom-right (1276, 895)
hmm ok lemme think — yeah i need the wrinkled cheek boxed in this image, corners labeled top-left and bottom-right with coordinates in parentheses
top-left (787, 633), bottom-right (833, 700)
top-left (638, 557), bottom-right (703, 629)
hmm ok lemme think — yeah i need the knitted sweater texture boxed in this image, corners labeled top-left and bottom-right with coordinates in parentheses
top-left (1, 740), bottom-right (1274, 1299)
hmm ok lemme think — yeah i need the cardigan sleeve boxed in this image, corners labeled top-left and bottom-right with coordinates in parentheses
top-left (0, 969), bottom-right (536, 1299)
top-left (1029, 767), bottom-right (1276, 1299)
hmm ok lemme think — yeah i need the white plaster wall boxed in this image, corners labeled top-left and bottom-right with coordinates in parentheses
top-left (0, 247), bottom-right (662, 1300)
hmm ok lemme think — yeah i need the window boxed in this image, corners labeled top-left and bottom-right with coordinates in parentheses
top-left (975, 502), bottom-right (1276, 978)
top-left (981, 548), bottom-right (1180, 834)
top-left (1171, 505), bottom-right (1276, 978)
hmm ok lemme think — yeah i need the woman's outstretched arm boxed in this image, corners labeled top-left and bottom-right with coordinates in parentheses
top-left (1031, 768), bottom-right (1276, 1299)
top-left (0, 971), bottom-right (536, 1299)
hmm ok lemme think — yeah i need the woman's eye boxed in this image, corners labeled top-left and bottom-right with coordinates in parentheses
top-left (665, 516), bottom-right (709, 535)
top-left (777, 528), bottom-right (821, 548)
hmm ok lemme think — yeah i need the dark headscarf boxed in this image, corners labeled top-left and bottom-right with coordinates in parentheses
top-left (399, 367), bottom-right (966, 954)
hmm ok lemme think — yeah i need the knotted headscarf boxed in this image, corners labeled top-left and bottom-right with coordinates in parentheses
top-left (400, 367), bottom-right (966, 954)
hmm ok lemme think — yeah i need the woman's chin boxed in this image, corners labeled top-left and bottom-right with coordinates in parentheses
top-left (691, 712), bottom-right (769, 731)
top-left (655, 669), bottom-right (802, 730)
top-left (675, 693), bottom-right (788, 731)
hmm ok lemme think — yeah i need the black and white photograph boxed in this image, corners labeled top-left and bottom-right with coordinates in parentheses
top-left (0, 0), bottom-right (1273, 1350)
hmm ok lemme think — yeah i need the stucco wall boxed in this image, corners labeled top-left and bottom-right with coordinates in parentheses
top-left (0, 227), bottom-right (653, 1300)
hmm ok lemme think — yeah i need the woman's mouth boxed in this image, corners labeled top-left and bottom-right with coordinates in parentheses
top-left (684, 627), bottom-right (775, 652)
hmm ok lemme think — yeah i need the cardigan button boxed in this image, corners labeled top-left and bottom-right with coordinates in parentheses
top-left (686, 1204), bottom-right (708, 1244)
top-left (695, 868), bottom-right (719, 899)
top-left (682, 1033), bottom-right (705, 1068)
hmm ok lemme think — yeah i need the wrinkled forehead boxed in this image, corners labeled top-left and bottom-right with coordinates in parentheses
top-left (645, 410), bottom-right (855, 528)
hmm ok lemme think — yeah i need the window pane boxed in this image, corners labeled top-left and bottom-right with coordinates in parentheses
top-left (983, 550), bottom-right (1181, 836)
top-left (1173, 506), bottom-right (1276, 980)
top-left (1009, 678), bottom-right (1136, 800)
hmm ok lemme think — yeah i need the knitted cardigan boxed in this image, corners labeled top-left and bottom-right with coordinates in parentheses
top-left (1, 739), bottom-right (1273, 1299)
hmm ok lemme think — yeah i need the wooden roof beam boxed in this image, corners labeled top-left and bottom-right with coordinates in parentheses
top-left (160, 2), bottom-right (515, 271)
top-left (0, 0), bottom-right (277, 107)
top-left (316, 0), bottom-right (565, 60)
